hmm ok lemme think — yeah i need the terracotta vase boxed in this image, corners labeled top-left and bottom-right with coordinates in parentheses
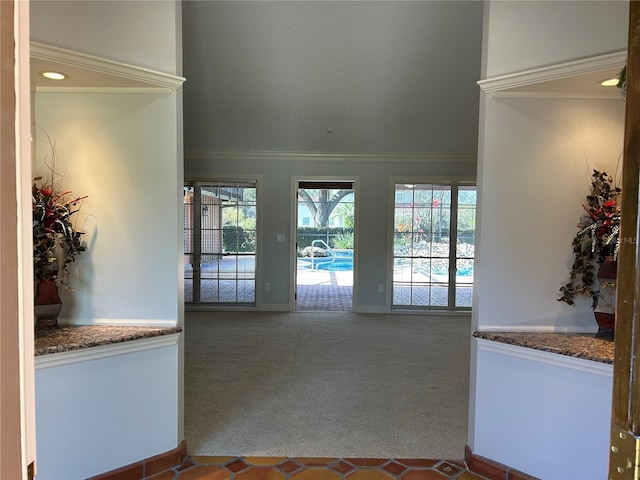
top-left (34, 278), bottom-right (62, 329)
top-left (594, 256), bottom-right (617, 340)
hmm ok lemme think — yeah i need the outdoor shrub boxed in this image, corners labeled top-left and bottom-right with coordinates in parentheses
top-left (223, 225), bottom-right (256, 253)
top-left (297, 227), bottom-right (354, 252)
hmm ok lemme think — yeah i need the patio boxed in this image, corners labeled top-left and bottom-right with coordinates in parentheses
top-left (184, 256), bottom-right (471, 310)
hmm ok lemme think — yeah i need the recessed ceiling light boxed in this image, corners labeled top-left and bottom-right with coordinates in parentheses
top-left (40, 71), bottom-right (68, 81)
top-left (600, 78), bottom-right (619, 87)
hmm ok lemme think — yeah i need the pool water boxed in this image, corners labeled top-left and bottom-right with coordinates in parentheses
top-left (299, 250), bottom-right (354, 271)
top-left (316, 258), bottom-right (354, 271)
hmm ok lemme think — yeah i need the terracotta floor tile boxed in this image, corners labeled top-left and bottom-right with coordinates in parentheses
top-left (290, 468), bottom-right (342, 479)
top-left (190, 456), bottom-right (236, 465)
top-left (455, 472), bottom-right (488, 480)
top-left (277, 460), bottom-right (301, 474)
top-left (395, 459), bottom-right (440, 468)
top-left (245, 457), bottom-right (288, 466)
top-left (234, 467), bottom-right (286, 480)
top-left (294, 458), bottom-right (339, 466)
top-left (226, 459), bottom-right (250, 473)
top-left (346, 470), bottom-right (395, 480)
top-left (344, 458), bottom-right (389, 467)
top-left (141, 456), bottom-right (496, 480)
top-left (176, 466), bottom-right (231, 480)
top-left (383, 461), bottom-right (407, 476)
top-left (330, 460), bottom-right (354, 474)
top-left (400, 471), bottom-right (448, 480)
top-left (177, 459), bottom-right (196, 472)
top-left (435, 462), bottom-right (462, 476)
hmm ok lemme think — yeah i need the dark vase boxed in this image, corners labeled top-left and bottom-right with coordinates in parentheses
top-left (34, 278), bottom-right (62, 330)
top-left (594, 256), bottom-right (617, 340)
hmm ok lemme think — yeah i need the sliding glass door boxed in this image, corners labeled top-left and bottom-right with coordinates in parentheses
top-left (184, 181), bottom-right (257, 305)
top-left (392, 183), bottom-right (476, 310)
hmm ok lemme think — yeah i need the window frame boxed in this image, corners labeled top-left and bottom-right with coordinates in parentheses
top-left (184, 176), bottom-right (262, 309)
top-left (387, 178), bottom-right (476, 313)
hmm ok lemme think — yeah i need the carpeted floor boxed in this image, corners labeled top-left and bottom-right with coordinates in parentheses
top-left (184, 311), bottom-right (471, 460)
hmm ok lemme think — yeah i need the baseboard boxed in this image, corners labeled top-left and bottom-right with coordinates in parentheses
top-left (465, 445), bottom-right (539, 480)
top-left (354, 305), bottom-right (386, 313)
top-left (261, 303), bottom-right (290, 311)
top-left (87, 439), bottom-right (186, 480)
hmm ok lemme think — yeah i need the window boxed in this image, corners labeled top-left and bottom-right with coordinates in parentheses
top-left (184, 181), bottom-right (257, 305)
top-left (392, 183), bottom-right (476, 310)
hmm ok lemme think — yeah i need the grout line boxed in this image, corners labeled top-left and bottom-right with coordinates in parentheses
top-left (159, 456), bottom-right (493, 480)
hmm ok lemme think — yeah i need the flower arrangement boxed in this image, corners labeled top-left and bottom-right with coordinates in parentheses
top-left (558, 169), bottom-right (621, 307)
top-left (32, 145), bottom-right (87, 291)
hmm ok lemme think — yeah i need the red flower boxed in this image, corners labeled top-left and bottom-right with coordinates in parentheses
top-left (604, 199), bottom-right (616, 208)
top-left (40, 188), bottom-right (52, 197)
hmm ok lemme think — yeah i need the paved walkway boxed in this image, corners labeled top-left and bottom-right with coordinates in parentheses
top-left (185, 257), bottom-right (471, 309)
top-left (296, 267), bottom-right (353, 311)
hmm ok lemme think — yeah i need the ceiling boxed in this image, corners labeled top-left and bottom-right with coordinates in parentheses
top-left (181, 1), bottom-right (484, 156)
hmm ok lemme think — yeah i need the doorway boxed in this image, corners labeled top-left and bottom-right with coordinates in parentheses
top-left (293, 179), bottom-right (356, 311)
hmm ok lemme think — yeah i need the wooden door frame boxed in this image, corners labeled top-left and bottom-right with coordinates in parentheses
top-left (609, 1), bottom-right (640, 478)
top-left (1, 1), bottom-right (35, 478)
top-left (0, 1), bottom-right (22, 476)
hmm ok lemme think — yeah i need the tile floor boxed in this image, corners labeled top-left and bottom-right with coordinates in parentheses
top-left (147, 456), bottom-right (491, 480)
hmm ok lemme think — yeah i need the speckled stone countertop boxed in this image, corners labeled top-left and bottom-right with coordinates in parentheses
top-left (35, 325), bottom-right (183, 356)
top-left (473, 331), bottom-right (614, 365)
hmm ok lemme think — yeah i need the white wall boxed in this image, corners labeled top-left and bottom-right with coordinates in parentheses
top-left (30, 0), bottom-right (180, 73)
top-left (30, 1), bottom-right (184, 476)
top-left (185, 155), bottom-right (476, 312)
top-left (34, 93), bottom-right (181, 325)
top-left (484, 0), bottom-right (628, 78)
top-left (472, 341), bottom-right (613, 480)
top-left (469, 2), bottom-right (628, 477)
top-left (182, 1), bottom-right (483, 155)
top-left (35, 340), bottom-right (179, 480)
top-left (31, 0), bottom-right (183, 326)
top-left (475, 97), bottom-right (624, 332)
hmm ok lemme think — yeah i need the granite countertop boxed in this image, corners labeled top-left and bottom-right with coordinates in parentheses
top-left (473, 331), bottom-right (615, 365)
top-left (35, 325), bottom-right (183, 356)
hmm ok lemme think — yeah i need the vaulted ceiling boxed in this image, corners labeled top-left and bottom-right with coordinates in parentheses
top-left (182, 1), bottom-right (484, 155)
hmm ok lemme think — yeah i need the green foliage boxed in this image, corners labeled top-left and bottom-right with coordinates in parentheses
top-left (618, 64), bottom-right (626, 96)
top-left (32, 136), bottom-right (88, 291)
top-left (558, 170), bottom-right (621, 307)
top-left (297, 227), bottom-right (353, 252)
top-left (331, 231), bottom-right (354, 249)
top-left (223, 225), bottom-right (256, 253)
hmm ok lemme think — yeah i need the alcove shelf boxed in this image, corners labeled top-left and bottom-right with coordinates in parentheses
top-left (31, 42), bottom-right (185, 93)
top-left (478, 50), bottom-right (627, 99)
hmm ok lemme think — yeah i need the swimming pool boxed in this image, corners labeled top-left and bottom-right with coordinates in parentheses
top-left (299, 249), bottom-right (354, 271)
top-left (315, 257), bottom-right (354, 271)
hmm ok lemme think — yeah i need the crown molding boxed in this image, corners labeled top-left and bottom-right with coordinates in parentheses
top-left (485, 91), bottom-right (625, 100)
top-left (478, 51), bottom-right (626, 97)
top-left (31, 42), bottom-right (185, 93)
top-left (185, 150), bottom-right (477, 164)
